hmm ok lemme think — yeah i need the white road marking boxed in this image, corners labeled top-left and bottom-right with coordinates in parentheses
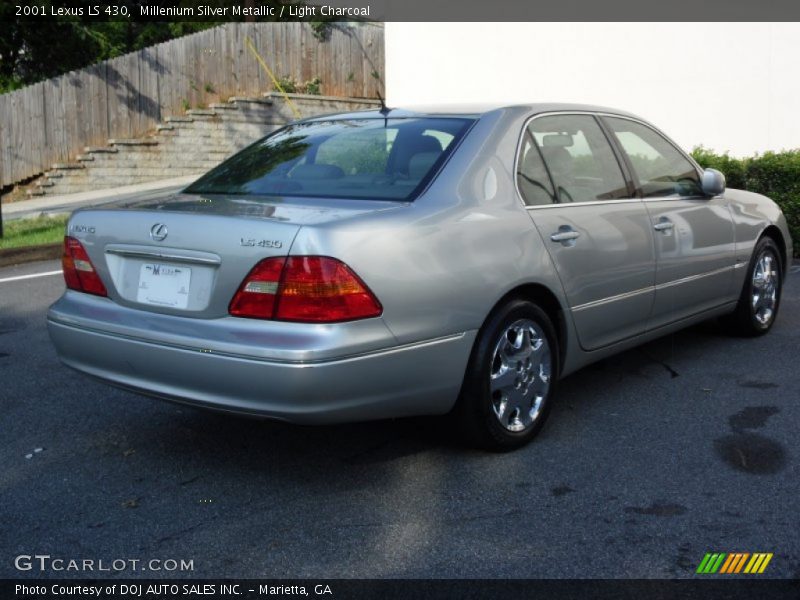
top-left (0, 270), bottom-right (62, 284)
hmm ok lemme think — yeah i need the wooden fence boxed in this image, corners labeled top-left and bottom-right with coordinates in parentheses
top-left (0, 22), bottom-right (385, 188)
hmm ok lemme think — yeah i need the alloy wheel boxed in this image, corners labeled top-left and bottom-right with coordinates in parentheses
top-left (489, 319), bottom-right (552, 432)
top-left (752, 249), bottom-right (780, 326)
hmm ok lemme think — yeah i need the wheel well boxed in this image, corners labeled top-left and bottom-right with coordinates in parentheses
top-left (492, 284), bottom-right (567, 374)
top-left (762, 225), bottom-right (788, 274)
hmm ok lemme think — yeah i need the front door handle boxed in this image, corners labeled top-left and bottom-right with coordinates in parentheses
top-left (653, 219), bottom-right (675, 232)
top-left (550, 226), bottom-right (581, 246)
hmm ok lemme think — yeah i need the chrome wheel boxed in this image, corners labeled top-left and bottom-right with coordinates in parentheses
top-left (489, 319), bottom-right (551, 433)
top-left (752, 250), bottom-right (780, 326)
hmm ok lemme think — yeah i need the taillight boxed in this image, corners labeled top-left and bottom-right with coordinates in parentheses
top-left (277, 257), bottom-right (383, 322)
top-left (62, 236), bottom-right (107, 297)
top-left (229, 257), bottom-right (285, 319)
top-left (229, 256), bottom-right (382, 323)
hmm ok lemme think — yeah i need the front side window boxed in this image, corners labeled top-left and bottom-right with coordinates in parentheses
top-left (604, 117), bottom-right (703, 198)
top-left (526, 114), bottom-right (629, 204)
top-left (186, 117), bottom-right (474, 201)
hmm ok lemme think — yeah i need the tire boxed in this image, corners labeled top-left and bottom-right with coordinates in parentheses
top-left (454, 299), bottom-right (559, 451)
top-left (724, 236), bottom-right (783, 336)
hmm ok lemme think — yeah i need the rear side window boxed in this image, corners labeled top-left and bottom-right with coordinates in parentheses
top-left (522, 114), bottom-right (630, 204)
top-left (517, 136), bottom-right (556, 206)
top-left (604, 117), bottom-right (703, 198)
top-left (185, 117), bottom-right (474, 201)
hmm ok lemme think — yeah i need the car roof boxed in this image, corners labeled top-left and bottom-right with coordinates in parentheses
top-left (304, 102), bottom-right (642, 121)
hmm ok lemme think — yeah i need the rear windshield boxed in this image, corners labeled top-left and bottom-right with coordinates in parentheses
top-left (185, 117), bottom-right (474, 201)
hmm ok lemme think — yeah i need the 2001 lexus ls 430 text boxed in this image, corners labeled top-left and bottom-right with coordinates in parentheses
top-left (47, 104), bottom-right (793, 450)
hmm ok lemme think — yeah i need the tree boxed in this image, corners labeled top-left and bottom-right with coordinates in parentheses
top-left (1, 2), bottom-right (216, 93)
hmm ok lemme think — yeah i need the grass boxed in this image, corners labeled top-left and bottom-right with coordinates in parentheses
top-left (0, 214), bottom-right (68, 250)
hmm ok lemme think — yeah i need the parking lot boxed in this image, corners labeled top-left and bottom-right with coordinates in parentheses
top-left (2, 259), bottom-right (798, 579)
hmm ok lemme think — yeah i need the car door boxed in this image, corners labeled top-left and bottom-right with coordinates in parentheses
top-left (518, 113), bottom-right (656, 351)
top-left (602, 116), bottom-right (736, 329)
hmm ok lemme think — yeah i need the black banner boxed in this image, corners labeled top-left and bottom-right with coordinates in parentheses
top-left (5, 579), bottom-right (800, 600)
top-left (6, 0), bottom-right (800, 22)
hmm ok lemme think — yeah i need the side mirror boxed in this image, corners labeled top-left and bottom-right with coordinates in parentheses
top-left (701, 168), bottom-right (726, 196)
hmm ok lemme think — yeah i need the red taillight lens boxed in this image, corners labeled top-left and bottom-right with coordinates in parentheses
top-left (62, 236), bottom-right (107, 297)
top-left (228, 257), bottom-right (286, 319)
top-left (229, 256), bottom-right (382, 323)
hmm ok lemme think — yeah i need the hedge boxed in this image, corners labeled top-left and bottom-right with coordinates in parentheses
top-left (691, 147), bottom-right (799, 256)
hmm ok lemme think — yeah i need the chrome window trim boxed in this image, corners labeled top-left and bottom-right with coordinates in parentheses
top-left (514, 111), bottom-right (708, 211)
top-left (525, 198), bottom-right (641, 210)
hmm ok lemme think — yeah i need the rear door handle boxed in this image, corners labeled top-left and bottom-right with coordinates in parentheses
top-left (653, 219), bottom-right (674, 232)
top-left (550, 226), bottom-right (581, 245)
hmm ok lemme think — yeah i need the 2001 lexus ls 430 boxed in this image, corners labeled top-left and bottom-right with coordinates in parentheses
top-left (48, 104), bottom-right (793, 450)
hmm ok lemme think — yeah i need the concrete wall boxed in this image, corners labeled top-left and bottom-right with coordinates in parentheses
top-left (385, 23), bottom-right (800, 156)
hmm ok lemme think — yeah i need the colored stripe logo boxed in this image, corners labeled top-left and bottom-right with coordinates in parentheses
top-left (697, 552), bottom-right (773, 574)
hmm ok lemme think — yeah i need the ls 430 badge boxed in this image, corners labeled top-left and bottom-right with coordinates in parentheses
top-left (240, 238), bottom-right (283, 248)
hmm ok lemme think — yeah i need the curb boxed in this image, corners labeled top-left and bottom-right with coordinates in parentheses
top-left (0, 243), bottom-right (62, 268)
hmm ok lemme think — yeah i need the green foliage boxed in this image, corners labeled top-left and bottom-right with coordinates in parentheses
top-left (691, 146), bottom-right (748, 189)
top-left (310, 21), bottom-right (332, 41)
top-left (181, 98), bottom-right (191, 112)
top-left (204, 82), bottom-right (216, 94)
top-left (273, 76), bottom-right (322, 95)
top-left (274, 75), bottom-right (298, 94)
top-left (303, 77), bottom-right (322, 96)
top-left (692, 147), bottom-right (800, 255)
top-left (2, 1), bottom-right (329, 94)
top-left (0, 7), bottom-right (217, 94)
top-left (0, 215), bottom-right (68, 249)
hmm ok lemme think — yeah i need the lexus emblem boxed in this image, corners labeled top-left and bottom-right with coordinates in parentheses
top-left (150, 223), bottom-right (168, 242)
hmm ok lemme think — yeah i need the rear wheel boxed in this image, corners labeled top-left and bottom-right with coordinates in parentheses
top-left (724, 236), bottom-right (783, 336)
top-left (454, 300), bottom-right (559, 451)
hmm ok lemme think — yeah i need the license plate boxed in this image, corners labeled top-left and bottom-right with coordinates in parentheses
top-left (137, 263), bottom-right (191, 309)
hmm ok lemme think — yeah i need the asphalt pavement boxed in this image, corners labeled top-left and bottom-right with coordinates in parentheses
top-left (1, 261), bottom-right (799, 579)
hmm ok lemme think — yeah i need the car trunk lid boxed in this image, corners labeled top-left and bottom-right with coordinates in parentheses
top-left (68, 193), bottom-right (402, 318)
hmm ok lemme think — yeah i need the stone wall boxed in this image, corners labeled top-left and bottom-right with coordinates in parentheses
top-left (27, 93), bottom-right (380, 197)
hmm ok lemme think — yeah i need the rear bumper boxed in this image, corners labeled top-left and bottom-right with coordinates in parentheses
top-left (46, 296), bottom-right (475, 424)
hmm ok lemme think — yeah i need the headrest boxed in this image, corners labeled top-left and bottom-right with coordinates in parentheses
top-left (289, 163), bottom-right (345, 180)
top-left (542, 134), bottom-right (574, 147)
top-left (540, 146), bottom-right (573, 171)
top-left (410, 135), bottom-right (444, 154)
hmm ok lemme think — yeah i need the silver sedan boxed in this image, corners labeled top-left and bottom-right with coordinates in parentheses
top-left (48, 104), bottom-right (793, 450)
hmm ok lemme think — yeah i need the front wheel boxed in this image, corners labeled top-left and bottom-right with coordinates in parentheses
top-left (724, 236), bottom-right (783, 336)
top-left (454, 300), bottom-right (559, 451)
